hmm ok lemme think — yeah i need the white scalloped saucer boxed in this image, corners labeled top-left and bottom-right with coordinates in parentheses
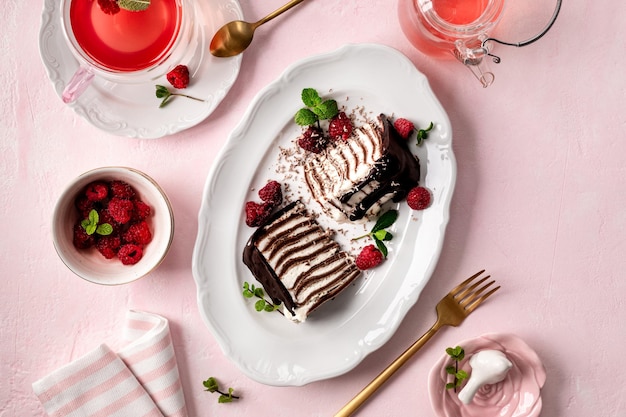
top-left (38, 0), bottom-right (243, 138)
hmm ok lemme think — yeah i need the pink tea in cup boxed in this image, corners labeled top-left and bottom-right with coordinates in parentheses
top-left (69, 0), bottom-right (183, 72)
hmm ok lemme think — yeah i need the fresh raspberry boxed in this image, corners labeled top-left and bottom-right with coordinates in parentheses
top-left (166, 65), bottom-right (190, 89)
top-left (107, 197), bottom-right (135, 224)
top-left (72, 224), bottom-right (95, 249)
top-left (245, 201), bottom-right (273, 227)
top-left (406, 186), bottom-right (431, 210)
top-left (97, 0), bottom-right (120, 15)
top-left (258, 180), bottom-right (283, 206)
top-left (393, 118), bottom-right (415, 139)
top-left (84, 181), bottom-right (109, 202)
top-left (117, 244), bottom-right (144, 265)
top-left (97, 209), bottom-right (118, 232)
top-left (328, 111), bottom-right (353, 140)
top-left (75, 195), bottom-right (95, 217)
top-left (297, 126), bottom-right (328, 154)
top-left (96, 236), bottom-right (121, 259)
top-left (133, 200), bottom-right (151, 221)
top-left (72, 178), bottom-right (156, 264)
top-left (355, 245), bottom-right (384, 270)
top-left (122, 221), bottom-right (152, 245)
top-left (109, 180), bottom-right (136, 199)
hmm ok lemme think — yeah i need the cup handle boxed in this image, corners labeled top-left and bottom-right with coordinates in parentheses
top-left (62, 66), bottom-right (95, 103)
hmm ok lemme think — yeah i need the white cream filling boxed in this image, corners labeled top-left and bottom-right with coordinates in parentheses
top-left (303, 119), bottom-right (386, 222)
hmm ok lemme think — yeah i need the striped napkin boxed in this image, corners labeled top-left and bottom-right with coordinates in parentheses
top-left (32, 311), bottom-right (188, 417)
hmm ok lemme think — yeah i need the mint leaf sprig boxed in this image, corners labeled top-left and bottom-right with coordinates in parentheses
top-left (294, 88), bottom-right (339, 127)
top-left (81, 209), bottom-right (113, 236)
top-left (242, 281), bottom-right (282, 314)
top-left (202, 377), bottom-right (240, 403)
top-left (416, 122), bottom-right (434, 146)
top-left (352, 210), bottom-right (398, 258)
top-left (155, 85), bottom-right (205, 108)
top-left (445, 346), bottom-right (468, 392)
top-left (117, 0), bottom-right (150, 12)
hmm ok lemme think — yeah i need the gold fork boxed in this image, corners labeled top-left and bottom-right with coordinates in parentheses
top-left (334, 270), bottom-right (499, 417)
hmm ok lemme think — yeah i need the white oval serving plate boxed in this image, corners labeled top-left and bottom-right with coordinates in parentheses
top-left (192, 43), bottom-right (456, 386)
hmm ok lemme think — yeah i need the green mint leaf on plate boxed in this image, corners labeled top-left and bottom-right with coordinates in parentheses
top-left (242, 283), bottom-right (254, 298)
top-left (374, 239), bottom-right (388, 258)
top-left (155, 85), bottom-right (205, 108)
top-left (156, 85), bottom-right (172, 108)
top-left (371, 210), bottom-right (398, 233)
top-left (155, 85), bottom-right (170, 99)
top-left (312, 99), bottom-right (338, 119)
top-left (352, 209), bottom-right (398, 259)
top-left (416, 122), bottom-right (434, 146)
top-left (294, 88), bottom-right (339, 126)
top-left (445, 346), bottom-right (467, 391)
top-left (373, 229), bottom-right (393, 241)
top-left (294, 108), bottom-right (318, 126)
top-left (446, 346), bottom-right (465, 361)
top-left (301, 88), bottom-right (322, 107)
top-left (117, 0), bottom-right (150, 12)
top-left (242, 281), bottom-right (282, 315)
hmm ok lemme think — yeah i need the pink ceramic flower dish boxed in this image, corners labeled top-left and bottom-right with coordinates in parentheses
top-left (429, 333), bottom-right (546, 417)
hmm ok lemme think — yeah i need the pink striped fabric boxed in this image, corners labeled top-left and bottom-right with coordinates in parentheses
top-left (33, 311), bottom-right (188, 417)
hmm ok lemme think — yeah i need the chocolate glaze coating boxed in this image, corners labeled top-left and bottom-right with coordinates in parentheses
top-left (242, 201), bottom-right (300, 315)
top-left (340, 114), bottom-right (421, 221)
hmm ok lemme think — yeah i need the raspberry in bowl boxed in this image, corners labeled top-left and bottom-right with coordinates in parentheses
top-left (52, 167), bottom-right (174, 285)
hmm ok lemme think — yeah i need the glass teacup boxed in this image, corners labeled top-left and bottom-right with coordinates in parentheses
top-left (60, 0), bottom-right (195, 103)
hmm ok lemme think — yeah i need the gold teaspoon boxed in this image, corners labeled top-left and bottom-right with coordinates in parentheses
top-left (210, 0), bottom-right (307, 57)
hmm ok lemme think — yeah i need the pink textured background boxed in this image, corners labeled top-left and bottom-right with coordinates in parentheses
top-left (2, 0), bottom-right (625, 416)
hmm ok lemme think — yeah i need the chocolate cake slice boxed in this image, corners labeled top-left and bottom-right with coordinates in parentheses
top-left (242, 201), bottom-right (361, 322)
top-left (304, 114), bottom-right (420, 222)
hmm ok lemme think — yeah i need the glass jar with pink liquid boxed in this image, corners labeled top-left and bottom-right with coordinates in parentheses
top-left (399, 0), bottom-right (562, 87)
